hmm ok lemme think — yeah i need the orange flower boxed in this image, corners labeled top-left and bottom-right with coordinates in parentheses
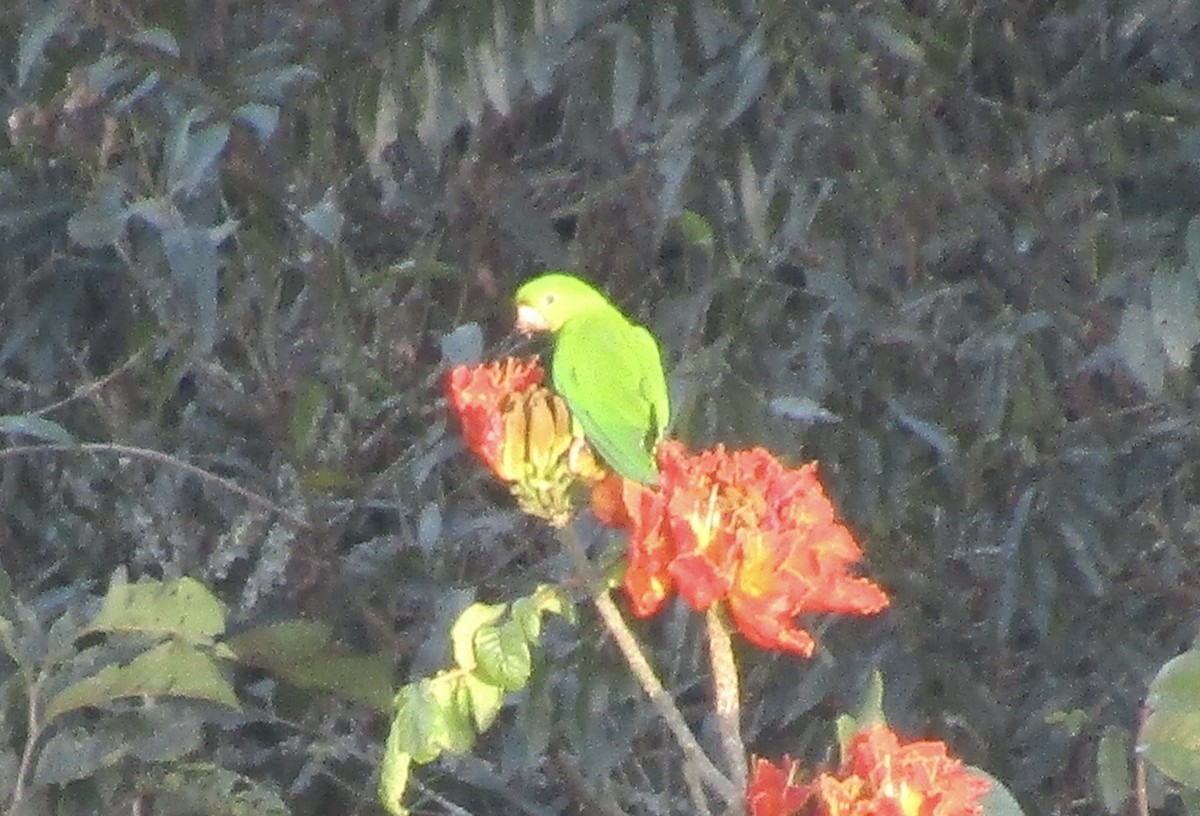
top-left (609, 441), bottom-right (888, 655)
top-left (747, 756), bottom-right (811, 816)
top-left (748, 727), bottom-right (989, 816)
top-left (446, 357), bottom-right (605, 524)
top-left (831, 725), bottom-right (990, 816)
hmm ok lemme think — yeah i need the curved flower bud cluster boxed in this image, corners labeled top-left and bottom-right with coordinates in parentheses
top-left (447, 357), bottom-right (604, 525)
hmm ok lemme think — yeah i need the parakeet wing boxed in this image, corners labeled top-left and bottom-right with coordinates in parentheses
top-left (552, 312), bottom-right (668, 485)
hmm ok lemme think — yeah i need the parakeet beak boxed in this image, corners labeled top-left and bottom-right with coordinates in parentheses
top-left (515, 304), bottom-right (550, 334)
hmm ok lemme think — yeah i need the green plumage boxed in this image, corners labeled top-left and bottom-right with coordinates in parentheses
top-left (514, 273), bottom-right (669, 485)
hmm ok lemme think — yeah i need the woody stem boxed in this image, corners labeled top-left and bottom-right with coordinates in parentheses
top-left (556, 521), bottom-right (739, 807)
top-left (706, 605), bottom-right (748, 798)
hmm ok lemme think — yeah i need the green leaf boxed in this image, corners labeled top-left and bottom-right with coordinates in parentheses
top-left (161, 225), bottom-right (221, 358)
top-left (300, 187), bottom-right (344, 246)
top-left (85, 575), bottom-right (225, 644)
top-left (387, 681), bottom-right (443, 764)
top-left (18, 4), bottom-right (70, 87)
top-left (43, 641), bottom-right (239, 722)
top-left (974, 767), bottom-right (1025, 816)
top-left (1142, 650), bottom-right (1200, 786)
top-left (0, 414), bottom-right (76, 445)
top-left (137, 762), bottom-right (289, 816)
top-left (1116, 304), bottom-right (1165, 397)
top-left (226, 619), bottom-right (394, 710)
top-left (32, 725), bottom-right (127, 786)
top-left (427, 673), bottom-right (476, 754)
top-left (462, 671), bottom-right (504, 732)
top-left (166, 112), bottom-right (230, 194)
top-left (378, 740), bottom-right (412, 816)
top-left (474, 619), bottom-right (531, 691)
top-left (290, 377), bottom-right (328, 459)
top-left (450, 602), bottom-right (507, 672)
top-left (509, 585), bottom-right (574, 641)
top-left (678, 210), bottom-right (714, 250)
top-left (1097, 725), bottom-right (1131, 813)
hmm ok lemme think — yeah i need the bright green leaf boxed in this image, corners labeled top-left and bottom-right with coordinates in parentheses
top-left (463, 671), bottom-right (504, 732)
top-left (1142, 651), bottom-right (1200, 786)
top-left (378, 740), bottom-right (412, 816)
top-left (450, 602), bottom-right (507, 672)
top-left (474, 620), bottom-right (531, 692)
top-left (428, 673), bottom-right (476, 754)
top-left (387, 681), bottom-right (442, 764)
top-left (43, 641), bottom-right (239, 722)
top-left (85, 575), bottom-right (225, 644)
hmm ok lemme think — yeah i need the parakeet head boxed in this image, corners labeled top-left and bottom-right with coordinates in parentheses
top-left (514, 273), bottom-right (611, 334)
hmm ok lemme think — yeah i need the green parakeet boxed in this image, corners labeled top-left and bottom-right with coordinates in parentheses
top-left (514, 273), bottom-right (670, 486)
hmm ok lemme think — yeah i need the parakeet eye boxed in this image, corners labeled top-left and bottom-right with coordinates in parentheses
top-left (544, 294), bottom-right (556, 305)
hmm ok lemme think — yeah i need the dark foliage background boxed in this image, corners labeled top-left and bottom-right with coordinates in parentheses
top-left (3, 0), bottom-right (1200, 813)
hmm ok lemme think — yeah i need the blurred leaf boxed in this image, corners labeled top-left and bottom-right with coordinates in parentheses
top-left (226, 619), bottom-right (395, 710)
top-left (416, 502), bottom-right (443, 554)
top-left (166, 112), bottom-right (230, 194)
top-left (1150, 269), bottom-right (1200, 369)
top-left (290, 377), bottom-right (328, 460)
top-left (1186, 215), bottom-right (1200, 268)
top-left (652, 9), bottom-right (681, 112)
top-left (138, 762), bottom-right (289, 816)
top-left (18, 3), bottom-right (71, 87)
top-left (678, 209), bottom-right (715, 250)
top-left (233, 102), bottom-right (280, 141)
top-left (67, 180), bottom-right (131, 248)
top-left (862, 15), bottom-right (926, 69)
top-left (611, 24), bottom-right (641, 129)
top-left (300, 187), bottom-right (344, 245)
top-left (1116, 304), bottom-right (1165, 396)
top-left (0, 414), bottom-right (77, 445)
top-left (130, 26), bottom-right (181, 57)
top-left (1142, 650), bottom-right (1200, 786)
top-left (32, 725), bottom-right (126, 786)
top-left (84, 575), bottom-right (225, 644)
top-left (975, 768), bottom-right (1026, 816)
top-left (721, 26), bottom-right (768, 126)
top-left (1097, 725), bottom-right (1131, 813)
top-left (768, 396), bottom-right (840, 424)
top-left (43, 641), bottom-right (239, 722)
top-left (441, 323), bottom-right (484, 367)
top-left (162, 225), bottom-right (221, 358)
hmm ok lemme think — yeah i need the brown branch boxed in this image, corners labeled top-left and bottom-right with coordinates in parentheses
top-left (556, 522), bottom-right (739, 807)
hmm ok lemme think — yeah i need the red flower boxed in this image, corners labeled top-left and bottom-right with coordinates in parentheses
top-left (446, 357), bottom-right (545, 480)
top-left (609, 441), bottom-right (888, 655)
top-left (748, 727), bottom-right (989, 816)
top-left (747, 756), bottom-right (811, 816)
top-left (832, 725), bottom-right (990, 816)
